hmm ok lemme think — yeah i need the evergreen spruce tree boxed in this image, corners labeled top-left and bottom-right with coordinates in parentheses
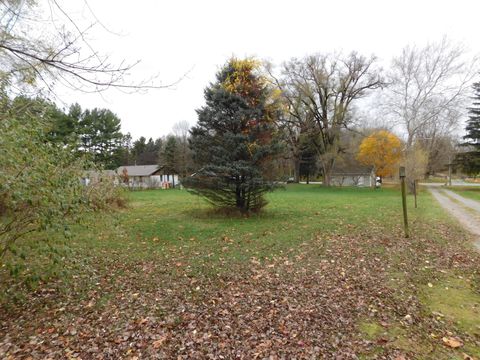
top-left (464, 82), bottom-right (480, 148)
top-left (162, 136), bottom-right (178, 187)
top-left (458, 82), bottom-right (480, 176)
top-left (183, 58), bottom-right (282, 212)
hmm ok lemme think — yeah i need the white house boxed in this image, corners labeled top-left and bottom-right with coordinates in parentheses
top-left (116, 165), bottom-right (179, 189)
top-left (330, 161), bottom-right (375, 187)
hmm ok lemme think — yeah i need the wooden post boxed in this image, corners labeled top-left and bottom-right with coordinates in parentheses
top-left (400, 167), bottom-right (409, 238)
top-left (413, 179), bottom-right (417, 208)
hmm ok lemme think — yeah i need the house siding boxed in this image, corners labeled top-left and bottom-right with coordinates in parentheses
top-left (330, 173), bottom-right (374, 187)
top-left (126, 174), bottom-right (179, 189)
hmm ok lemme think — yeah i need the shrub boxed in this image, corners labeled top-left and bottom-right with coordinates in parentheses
top-left (83, 174), bottom-right (127, 211)
top-left (0, 96), bottom-right (126, 261)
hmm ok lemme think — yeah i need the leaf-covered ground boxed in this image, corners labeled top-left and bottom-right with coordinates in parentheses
top-left (1, 185), bottom-right (479, 359)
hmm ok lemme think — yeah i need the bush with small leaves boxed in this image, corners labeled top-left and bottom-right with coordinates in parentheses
top-left (0, 94), bottom-right (126, 264)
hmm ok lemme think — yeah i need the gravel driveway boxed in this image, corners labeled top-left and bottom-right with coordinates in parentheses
top-left (428, 186), bottom-right (480, 250)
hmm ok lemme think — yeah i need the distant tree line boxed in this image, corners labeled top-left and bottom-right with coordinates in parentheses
top-left (19, 97), bottom-right (193, 173)
top-left (9, 38), bottom-right (480, 215)
top-left (34, 37), bottom-right (480, 189)
top-left (118, 121), bottom-right (193, 176)
top-left (268, 38), bottom-right (479, 187)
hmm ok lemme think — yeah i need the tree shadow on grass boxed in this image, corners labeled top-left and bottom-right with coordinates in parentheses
top-left (182, 204), bottom-right (282, 221)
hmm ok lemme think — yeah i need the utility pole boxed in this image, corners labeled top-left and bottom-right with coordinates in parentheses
top-left (400, 166), bottom-right (409, 238)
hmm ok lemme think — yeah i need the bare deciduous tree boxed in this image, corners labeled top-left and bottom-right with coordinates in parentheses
top-left (405, 144), bottom-right (428, 186)
top-left (385, 38), bottom-right (477, 149)
top-left (265, 67), bottom-right (313, 182)
top-left (277, 52), bottom-right (383, 185)
top-left (418, 133), bottom-right (456, 177)
top-left (0, 0), bottom-right (181, 95)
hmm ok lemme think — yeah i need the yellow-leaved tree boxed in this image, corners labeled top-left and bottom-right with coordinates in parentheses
top-left (357, 130), bottom-right (402, 178)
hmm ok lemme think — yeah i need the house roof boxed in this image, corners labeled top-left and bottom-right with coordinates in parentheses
top-left (331, 157), bottom-right (373, 176)
top-left (116, 165), bottom-right (161, 176)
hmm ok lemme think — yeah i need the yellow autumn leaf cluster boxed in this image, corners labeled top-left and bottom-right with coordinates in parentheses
top-left (223, 57), bottom-right (263, 97)
top-left (357, 130), bottom-right (402, 177)
top-left (222, 57), bottom-right (283, 127)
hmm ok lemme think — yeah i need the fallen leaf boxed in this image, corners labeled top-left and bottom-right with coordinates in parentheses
top-left (152, 336), bottom-right (167, 349)
top-left (376, 337), bottom-right (388, 345)
top-left (442, 336), bottom-right (463, 348)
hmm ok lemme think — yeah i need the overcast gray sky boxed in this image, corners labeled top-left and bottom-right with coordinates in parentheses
top-left (55, 0), bottom-right (480, 140)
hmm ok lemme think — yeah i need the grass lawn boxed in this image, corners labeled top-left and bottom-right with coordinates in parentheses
top-left (448, 186), bottom-right (480, 202)
top-left (1, 185), bottom-right (479, 358)
top-left (423, 176), bottom-right (449, 184)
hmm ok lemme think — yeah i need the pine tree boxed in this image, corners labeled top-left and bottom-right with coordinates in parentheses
top-left (464, 82), bottom-right (480, 148)
top-left (183, 58), bottom-right (282, 212)
top-left (162, 136), bottom-right (178, 175)
top-left (458, 82), bottom-right (480, 176)
top-left (79, 108), bottom-right (123, 169)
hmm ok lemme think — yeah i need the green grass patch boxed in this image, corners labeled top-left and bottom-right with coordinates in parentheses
top-left (111, 185), bottom-right (412, 266)
top-left (359, 321), bottom-right (385, 339)
top-left (424, 176), bottom-right (449, 184)
top-left (422, 275), bottom-right (480, 337)
top-left (421, 274), bottom-right (480, 357)
top-left (358, 320), bottom-right (436, 358)
top-left (448, 186), bottom-right (480, 202)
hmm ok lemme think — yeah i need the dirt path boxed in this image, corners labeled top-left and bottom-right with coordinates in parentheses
top-left (442, 189), bottom-right (480, 212)
top-left (428, 187), bottom-right (480, 250)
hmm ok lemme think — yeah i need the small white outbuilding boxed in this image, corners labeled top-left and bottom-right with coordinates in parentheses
top-left (330, 161), bottom-right (375, 187)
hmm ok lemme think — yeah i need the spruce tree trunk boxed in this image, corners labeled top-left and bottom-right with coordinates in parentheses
top-left (235, 180), bottom-right (246, 210)
top-left (236, 182), bottom-right (242, 208)
top-left (236, 192), bottom-right (243, 208)
top-left (241, 188), bottom-right (246, 210)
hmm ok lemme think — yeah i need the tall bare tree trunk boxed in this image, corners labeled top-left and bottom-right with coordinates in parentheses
top-left (322, 164), bottom-right (331, 186)
top-left (293, 158), bottom-right (301, 183)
